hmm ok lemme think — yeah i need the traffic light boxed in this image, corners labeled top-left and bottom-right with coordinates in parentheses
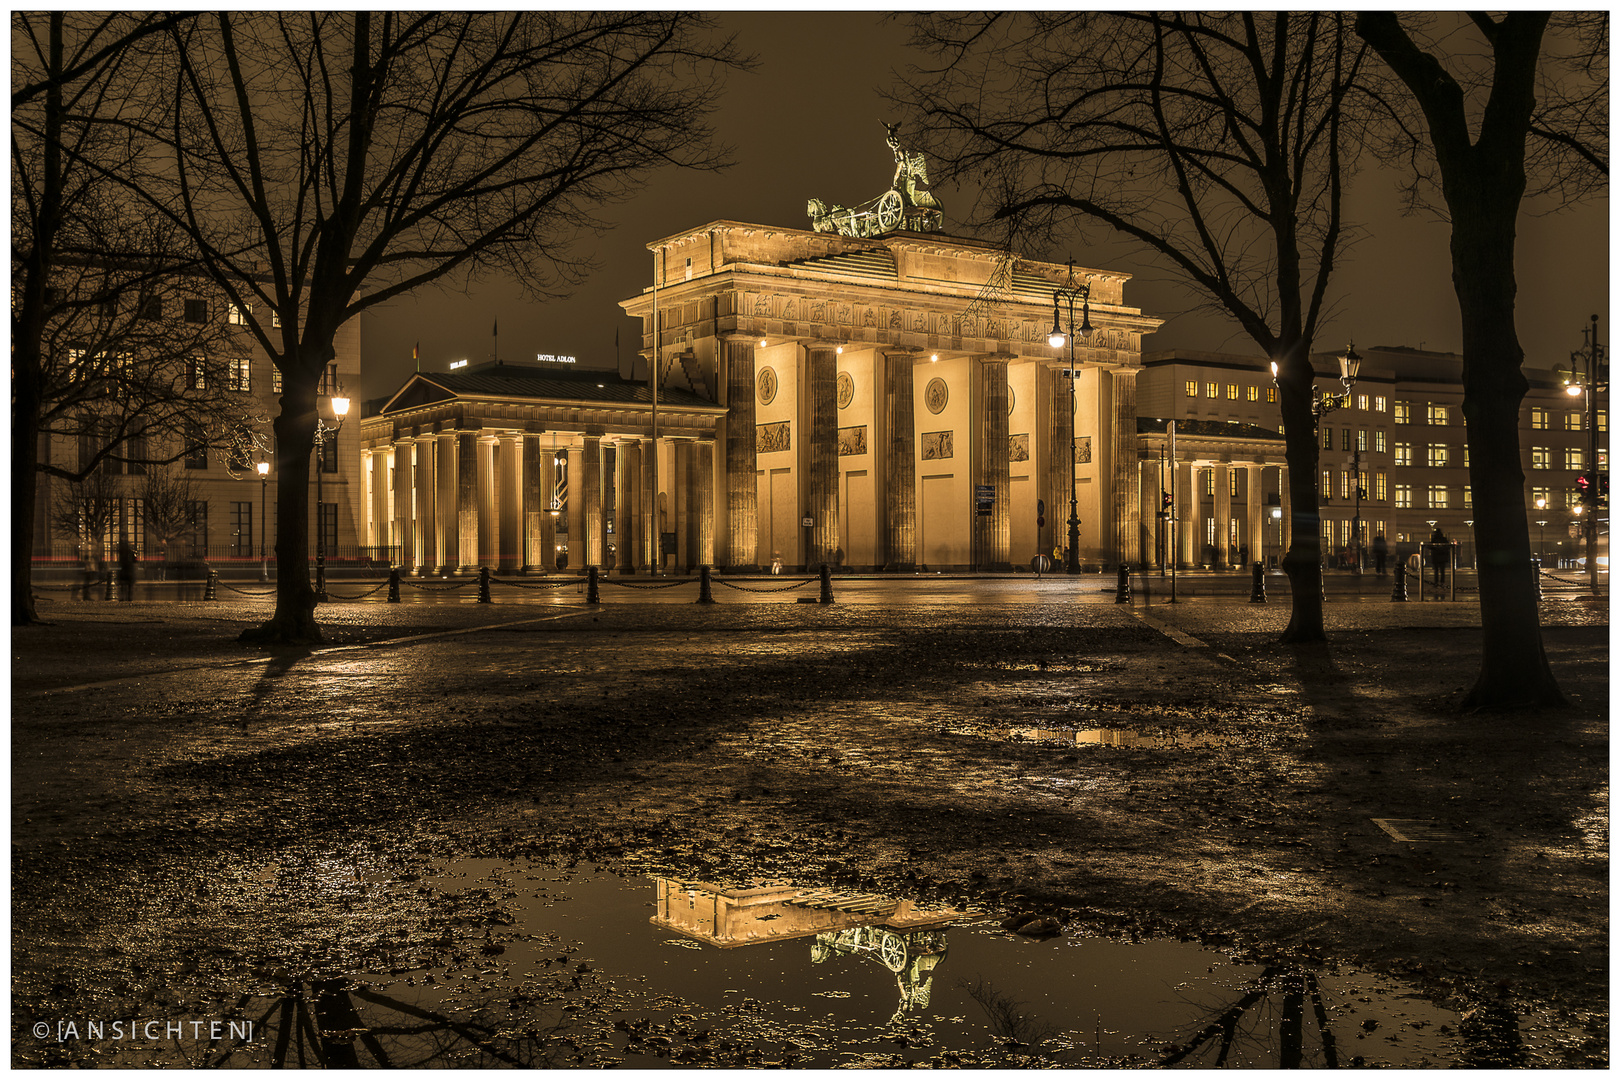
top-left (1577, 470), bottom-right (1594, 503)
top-left (1162, 492), bottom-right (1173, 510)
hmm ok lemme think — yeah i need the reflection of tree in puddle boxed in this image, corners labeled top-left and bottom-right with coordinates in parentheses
top-left (811, 925), bottom-right (948, 1024)
top-left (1158, 965), bottom-right (1351, 1068)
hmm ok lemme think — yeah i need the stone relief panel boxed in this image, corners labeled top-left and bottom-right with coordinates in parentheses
top-left (837, 425), bottom-right (867, 456)
top-left (889, 310), bottom-right (903, 329)
top-left (753, 294), bottom-right (771, 315)
top-left (1010, 433), bottom-right (1029, 462)
top-left (810, 301), bottom-right (827, 323)
top-left (921, 430), bottom-right (954, 460)
top-left (863, 308), bottom-right (877, 327)
top-left (757, 366), bottom-right (778, 406)
top-left (836, 372), bottom-right (854, 409)
top-left (1075, 435), bottom-right (1092, 464)
top-left (924, 377), bottom-right (948, 415)
top-left (782, 298), bottom-right (798, 319)
top-left (837, 304), bottom-right (851, 324)
top-left (757, 421), bottom-right (791, 454)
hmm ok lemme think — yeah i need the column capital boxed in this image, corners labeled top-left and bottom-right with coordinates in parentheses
top-left (805, 339), bottom-right (847, 352)
top-left (717, 331), bottom-right (758, 344)
top-left (971, 351), bottom-right (1018, 363)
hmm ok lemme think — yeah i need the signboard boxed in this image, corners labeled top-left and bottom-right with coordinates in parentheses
top-left (536, 353), bottom-right (577, 364)
top-left (660, 532), bottom-right (677, 555)
top-left (974, 484), bottom-right (994, 515)
top-left (802, 516), bottom-right (814, 528)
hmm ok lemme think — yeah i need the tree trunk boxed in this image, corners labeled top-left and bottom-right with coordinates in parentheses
top-left (12, 361), bottom-right (45, 627)
top-left (237, 366), bottom-right (323, 645)
top-left (1275, 337), bottom-right (1326, 642)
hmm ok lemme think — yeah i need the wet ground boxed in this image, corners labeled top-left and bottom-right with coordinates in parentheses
top-left (11, 581), bottom-right (1610, 1067)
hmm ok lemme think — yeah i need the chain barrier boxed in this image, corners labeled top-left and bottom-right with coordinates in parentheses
top-left (1539, 566), bottom-right (1594, 588)
top-left (216, 580), bottom-right (279, 597)
top-left (491, 577), bottom-right (582, 590)
top-left (319, 582), bottom-right (390, 600)
top-left (601, 577), bottom-right (696, 590)
top-left (712, 576), bottom-right (818, 593)
top-left (33, 582), bottom-right (76, 592)
top-left (400, 578), bottom-right (478, 592)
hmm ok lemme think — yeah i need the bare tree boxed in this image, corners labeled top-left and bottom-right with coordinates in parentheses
top-left (121, 13), bottom-right (748, 644)
top-left (50, 467), bottom-right (125, 557)
top-left (137, 466), bottom-right (203, 569)
top-left (12, 11), bottom-right (266, 624)
top-left (1355, 13), bottom-right (1607, 709)
top-left (896, 12), bottom-right (1372, 642)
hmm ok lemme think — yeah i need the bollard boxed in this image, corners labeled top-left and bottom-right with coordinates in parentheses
top-left (586, 565), bottom-right (600, 605)
top-left (477, 566), bottom-right (492, 603)
top-left (1249, 560), bottom-right (1267, 604)
top-left (1533, 557), bottom-right (1543, 602)
top-left (696, 564), bottom-right (716, 604)
top-left (104, 573), bottom-right (115, 602)
top-left (819, 562), bottom-right (834, 604)
top-left (204, 570), bottom-right (218, 601)
top-left (388, 567), bottom-right (401, 603)
top-left (1391, 560), bottom-right (1408, 602)
top-left (1114, 562), bottom-right (1131, 603)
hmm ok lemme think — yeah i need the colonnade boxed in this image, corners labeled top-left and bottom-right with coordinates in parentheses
top-left (1136, 460), bottom-right (1290, 570)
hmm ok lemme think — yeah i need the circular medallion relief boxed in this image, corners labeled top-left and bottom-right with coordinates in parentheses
top-left (925, 377), bottom-right (949, 415)
top-left (836, 372), bottom-right (854, 409)
top-left (757, 366), bottom-right (778, 406)
top-left (1008, 386), bottom-right (1016, 415)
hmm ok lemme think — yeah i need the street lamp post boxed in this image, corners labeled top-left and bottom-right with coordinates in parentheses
top-left (1270, 341), bottom-right (1360, 572)
top-left (257, 460), bottom-right (270, 580)
top-left (1562, 315), bottom-right (1606, 595)
top-left (314, 393), bottom-right (350, 602)
top-left (1048, 259), bottom-right (1093, 575)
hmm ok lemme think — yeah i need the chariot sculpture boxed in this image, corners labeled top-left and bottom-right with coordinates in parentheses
top-left (808, 121), bottom-right (945, 238)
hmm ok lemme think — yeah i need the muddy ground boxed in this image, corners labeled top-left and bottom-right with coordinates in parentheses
top-left (10, 593), bottom-right (1609, 1067)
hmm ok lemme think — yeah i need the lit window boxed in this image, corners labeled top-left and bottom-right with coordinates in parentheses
top-left (1203, 470), bottom-right (1215, 496)
top-left (1395, 442), bottom-right (1412, 467)
top-left (227, 357), bottom-right (251, 392)
top-left (1565, 488), bottom-right (1582, 509)
top-left (1357, 429), bottom-right (1368, 453)
top-left (1205, 382), bottom-right (1217, 399)
top-left (1374, 471), bottom-right (1388, 501)
top-left (1246, 385), bottom-right (1258, 402)
top-left (271, 369), bottom-right (283, 394)
top-left (1428, 486), bottom-right (1448, 508)
top-left (1531, 447), bottom-right (1551, 470)
top-left (1374, 396), bottom-right (1387, 412)
top-left (227, 303), bottom-right (252, 326)
top-left (1185, 380), bottom-right (1197, 398)
top-left (186, 357), bottom-right (207, 391)
top-left (1394, 401), bottom-right (1410, 425)
top-left (1463, 445), bottom-right (1469, 467)
top-left (1530, 486), bottom-right (1549, 506)
top-left (1427, 444), bottom-right (1449, 468)
top-left (1356, 394), bottom-right (1368, 411)
top-left (1340, 471), bottom-right (1353, 500)
top-left (1321, 427), bottom-right (1333, 450)
top-left (1565, 448), bottom-right (1585, 471)
top-left (1230, 471), bottom-right (1239, 497)
top-left (1598, 410), bottom-right (1607, 432)
top-left (1462, 486), bottom-right (1472, 507)
top-left (1427, 403), bottom-right (1447, 425)
top-left (1395, 485), bottom-right (1411, 509)
top-left (1226, 384), bottom-right (1238, 400)
top-left (1565, 412), bottom-right (1582, 431)
top-left (1530, 407), bottom-right (1549, 430)
top-left (1266, 388), bottom-right (1277, 404)
top-left (1320, 469), bottom-right (1332, 498)
top-left (1374, 430), bottom-right (1387, 453)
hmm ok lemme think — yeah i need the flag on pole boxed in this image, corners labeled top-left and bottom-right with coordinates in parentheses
top-left (413, 341), bottom-right (419, 372)
top-left (492, 319), bottom-right (498, 337)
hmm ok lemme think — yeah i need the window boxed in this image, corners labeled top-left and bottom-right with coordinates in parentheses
top-left (125, 431), bottom-right (147, 476)
top-left (271, 310), bottom-right (281, 328)
top-left (1427, 444), bottom-right (1449, 468)
top-left (1226, 383), bottom-right (1238, 400)
top-left (227, 357), bottom-right (251, 392)
top-left (1395, 485), bottom-right (1412, 509)
top-left (227, 303), bottom-right (251, 325)
top-left (1356, 429), bottom-right (1368, 453)
top-left (1340, 471), bottom-right (1353, 501)
top-left (1356, 394), bottom-right (1368, 411)
top-left (1341, 428), bottom-right (1353, 452)
top-left (1321, 426), bottom-right (1333, 450)
top-left (186, 357), bottom-right (207, 391)
top-left (1374, 395), bottom-right (1387, 412)
top-left (185, 501), bottom-right (208, 558)
top-left (1565, 448), bottom-right (1585, 471)
top-left (1375, 471), bottom-right (1388, 501)
top-left (1598, 409), bottom-right (1607, 433)
top-left (1530, 407), bottom-right (1549, 429)
top-left (121, 498), bottom-right (145, 554)
top-left (1531, 486), bottom-right (1551, 507)
top-left (1394, 400), bottom-right (1410, 425)
top-left (1265, 387), bottom-right (1277, 403)
top-left (1566, 488), bottom-right (1583, 509)
top-left (1463, 445), bottom-right (1470, 467)
top-left (272, 369), bottom-right (283, 394)
top-left (1565, 412), bottom-right (1582, 431)
top-left (1320, 469), bottom-right (1332, 499)
top-left (1462, 486), bottom-right (1472, 508)
top-left (1395, 442), bottom-right (1412, 467)
top-left (1230, 471), bottom-right (1240, 497)
top-left (1427, 403), bottom-right (1447, 425)
top-left (184, 421), bottom-right (207, 470)
top-left (1374, 430), bottom-right (1387, 453)
top-left (1246, 385), bottom-right (1259, 402)
top-left (320, 363), bottom-right (340, 395)
top-left (1531, 446), bottom-right (1551, 470)
top-left (321, 433), bottom-right (338, 474)
top-left (138, 295), bottom-right (162, 321)
top-left (317, 502), bottom-right (337, 555)
top-left (1428, 486), bottom-right (1449, 509)
top-left (184, 298), bottom-right (208, 323)
top-left (1203, 470), bottom-right (1215, 496)
top-left (1185, 380), bottom-right (1198, 398)
top-left (230, 502), bottom-right (253, 558)
top-left (1205, 382), bottom-right (1217, 399)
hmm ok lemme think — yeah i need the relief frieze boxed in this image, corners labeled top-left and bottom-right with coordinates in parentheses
top-left (757, 421), bottom-right (791, 454)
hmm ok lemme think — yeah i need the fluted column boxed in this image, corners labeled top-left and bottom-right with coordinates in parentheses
top-left (618, 441), bottom-right (640, 573)
top-left (414, 436), bottom-right (437, 574)
top-left (498, 434), bottom-right (521, 571)
top-left (366, 449), bottom-right (387, 555)
top-left (695, 439), bottom-right (715, 567)
top-left (883, 350), bottom-right (917, 570)
top-left (1279, 464), bottom-right (1293, 555)
top-left (723, 336), bottom-right (758, 571)
top-left (975, 354), bottom-right (1012, 571)
top-left (392, 438), bottom-right (414, 572)
top-left (1179, 462), bottom-right (1198, 568)
top-left (583, 435), bottom-right (602, 569)
top-left (436, 433), bottom-right (458, 572)
top-left (1142, 460), bottom-right (1164, 570)
top-left (1111, 369), bottom-right (1140, 566)
top-left (1213, 463), bottom-right (1232, 569)
top-left (477, 437), bottom-right (497, 568)
top-left (1246, 464), bottom-right (1264, 567)
top-left (457, 431), bottom-right (480, 571)
top-left (1050, 365), bottom-right (1075, 563)
top-left (521, 435), bottom-right (542, 570)
top-left (538, 447), bottom-right (558, 570)
top-left (564, 447), bottom-right (584, 570)
top-left (806, 345), bottom-right (840, 568)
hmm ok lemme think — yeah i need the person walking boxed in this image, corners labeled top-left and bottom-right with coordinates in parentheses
top-left (73, 546), bottom-right (100, 600)
top-left (1428, 527), bottom-right (1450, 585)
top-left (115, 541), bottom-right (137, 602)
top-left (1372, 534), bottom-right (1388, 576)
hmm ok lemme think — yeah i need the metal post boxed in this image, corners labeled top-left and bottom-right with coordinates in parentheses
top-left (819, 562), bottom-right (834, 604)
top-left (696, 564), bottom-right (716, 603)
top-left (478, 565), bottom-right (491, 603)
top-left (586, 564), bottom-right (600, 604)
top-left (259, 473), bottom-right (268, 581)
top-left (388, 567), bottom-right (400, 603)
top-left (1391, 560), bottom-right (1407, 602)
top-left (315, 435), bottom-right (326, 601)
top-left (1249, 560), bottom-right (1267, 604)
top-left (1114, 561), bottom-right (1131, 603)
top-left (1169, 421), bottom-right (1178, 603)
top-left (204, 570), bottom-right (218, 601)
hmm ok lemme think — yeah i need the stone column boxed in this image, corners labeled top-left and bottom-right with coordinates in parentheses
top-left (1246, 464), bottom-right (1264, 567)
top-left (643, 438), bottom-right (659, 572)
top-left (975, 354), bottom-right (1012, 571)
top-left (565, 447), bottom-right (585, 571)
top-left (806, 345), bottom-right (840, 568)
top-left (1141, 458), bottom-right (1163, 570)
top-left (538, 446), bottom-right (557, 571)
top-left (696, 439), bottom-right (715, 567)
top-left (618, 441), bottom-right (640, 574)
top-left (583, 435), bottom-right (602, 569)
top-left (457, 431), bottom-right (479, 571)
top-left (437, 433), bottom-right (459, 572)
top-left (499, 433), bottom-right (521, 571)
top-left (477, 437), bottom-right (497, 568)
top-left (673, 440), bottom-right (692, 570)
top-left (1279, 464), bottom-right (1293, 555)
top-left (883, 350), bottom-right (917, 570)
top-left (1050, 365), bottom-right (1075, 563)
top-left (1111, 369), bottom-right (1141, 566)
top-left (522, 435), bottom-right (542, 570)
top-left (1179, 462), bottom-right (1199, 568)
top-left (723, 335), bottom-right (758, 571)
top-left (414, 435), bottom-right (437, 574)
top-left (367, 449), bottom-right (389, 556)
top-left (392, 438), bottom-right (414, 571)
top-left (1213, 462), bottom-right (1232, 569)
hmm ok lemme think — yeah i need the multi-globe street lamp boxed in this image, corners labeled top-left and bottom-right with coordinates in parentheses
top-left (1560, 314), bottom-right (1606, 595)
top-left (314, 393), bottom-right (350, 602)
top-left (257, 459), bottom-right (270, 580)
top-left (1048, 260), bottom-right (1093, 575)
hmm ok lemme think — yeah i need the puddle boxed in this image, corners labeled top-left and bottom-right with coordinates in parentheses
top-left (63, 860), bottom-right (1555, 1068)
top-left (1009, 725), bottom-right (1229, 750)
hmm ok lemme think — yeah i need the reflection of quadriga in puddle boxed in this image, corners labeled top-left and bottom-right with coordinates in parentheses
top-left (652, 878), bottom-right (970, 1025)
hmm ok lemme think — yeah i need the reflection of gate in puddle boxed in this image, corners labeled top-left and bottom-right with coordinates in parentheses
top-left (1013, 726), bottom-right (1222, 749)
top-left (652, 879), bottom-right (972, 1026)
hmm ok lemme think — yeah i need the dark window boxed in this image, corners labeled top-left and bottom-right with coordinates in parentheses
top-left (317, 502), bottom-right (337, 554)
top-left (185, 501), bottom-right (208, 558)
top-left (184, 421), bottom-right (207, 470)
top-left (186, 357), bottom-right (207, 390)
top-left (184, 298), bottom-right (208, 323)
top-left (230, 502), bottom-right (253, 558)
top-left (138, 295), bottom-right (163, 321)
top-left (125, 432), bottom-right (147, 476)
top-left (321, 436), bottom-right (338, 474)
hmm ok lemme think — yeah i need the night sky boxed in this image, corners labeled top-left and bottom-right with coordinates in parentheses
top-left (359, 12), bottom-right (1610, 401)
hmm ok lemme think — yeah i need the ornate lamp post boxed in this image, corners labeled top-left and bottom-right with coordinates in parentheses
top-left (1275, 342), bottom-right (1361, 571)
top-left (1561, 315), bottom-right (1606, 595)
top-left (1048, 260), bottom-right (1093, 575)
top-left (314, 393), bottom-right (350, 602)
top-left (257, 460), bottom-right (270, 580)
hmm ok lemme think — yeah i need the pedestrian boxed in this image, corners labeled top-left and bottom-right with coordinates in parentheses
top-left (1372, 534), bottom-right (1388, 576)
top-left (73, 545), bottom-right (99, 601)
top-left (1428, 526), bottom-right (1450, 585)
top-left (115, 541), bottom-right (137, 602)
top-left (770, 551), bottom-right (783, 575)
